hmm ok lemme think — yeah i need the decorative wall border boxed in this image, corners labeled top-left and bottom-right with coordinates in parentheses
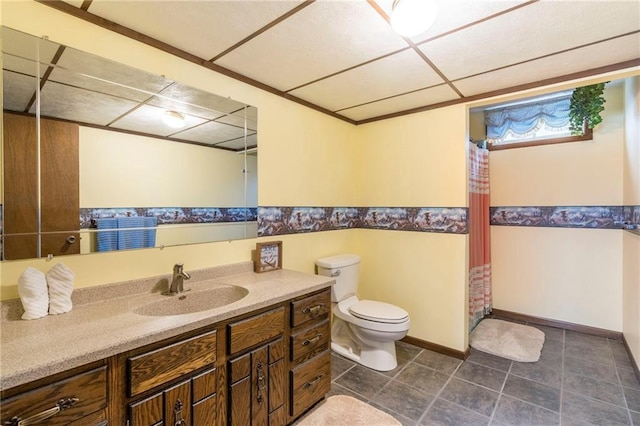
top-left (80, 207), bottom-right (257, 228)
top-left (490, 205), bottom-right (640, 229)
top-left (257, 206), bottom-right (468, 237)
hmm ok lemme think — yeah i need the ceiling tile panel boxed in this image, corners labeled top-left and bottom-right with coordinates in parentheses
top-left (147, 82), bottom-right (247, 120)
top-left (33, 81), bottom-right (140, 126)
top-left (2, 27), bottom-right (60, 76)
top-left (216, 133), bottom-right (258, 151)
top-left (3, 70), bottom-right (37, 112)
top-left (419, 1), bottom-right (640, 82)
top-left (214, 0), bottom-right (410, 91)
top-left (216, 113), bottom-right (258, 132)
top-left (110, 104), bottom-right (208, 137)
top-left (51, 47), bottom-right (173, 102)
top-left (85, 0), bottom-right (304, 60)
top-left (373, 0), bottom-right (529, 43)
top-left (455, 33), bottom-right (640, 97)
top-left (170, 120), bottom-right (248, 146)
top-left (289, 49), bottom-right (445, 111)
top-left (338, 84), bottom-right (459, 121)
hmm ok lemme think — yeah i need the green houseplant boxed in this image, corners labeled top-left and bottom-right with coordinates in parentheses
top-left (569, 82), bottom-right (607, 135)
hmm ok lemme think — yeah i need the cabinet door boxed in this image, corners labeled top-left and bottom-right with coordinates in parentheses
top-left (40, 117), bottom-right (80, 257)
top-left (2, 113), bottom-right (38, 259)
top-left (129, 394), bottom-right (163, 426)
top-left (164, 380), bottom-right (191, 426)
top-left (229, 376), bottom-right (251, 426)
top-left (2, 113), bottom-right (79, 260)
top-left (228, 341), bottom-right (284, 426)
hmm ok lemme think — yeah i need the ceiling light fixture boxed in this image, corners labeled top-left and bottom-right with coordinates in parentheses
top-left (162, 110), bottom-right (186, 129)
top-left (390, 0), bottom-right (438, 38)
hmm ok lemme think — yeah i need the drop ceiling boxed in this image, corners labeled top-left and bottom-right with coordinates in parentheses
top-left (2, 26), bottom-right (259, 152)
top-left (11, 0), bottom-right (640, 125)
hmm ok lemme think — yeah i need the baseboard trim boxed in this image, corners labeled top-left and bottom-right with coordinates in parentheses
top-left (491, 309), bottom-right (623, 340)
top-left (622, 334), bottom-right (640, 381)
top-left (401, 335), bottom-right (469, 360)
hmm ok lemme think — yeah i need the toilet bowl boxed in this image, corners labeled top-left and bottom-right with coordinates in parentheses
top-left (315, 254), bottom-right (410, 371)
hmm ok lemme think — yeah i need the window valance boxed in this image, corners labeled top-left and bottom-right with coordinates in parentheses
top-left (485, 95), bottom-right (571, 141)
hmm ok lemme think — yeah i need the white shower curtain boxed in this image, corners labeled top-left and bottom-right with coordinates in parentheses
top-left (469, 142), bottom-right (492, 331)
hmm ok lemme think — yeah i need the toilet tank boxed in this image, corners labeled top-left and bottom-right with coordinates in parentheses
top-left (316, 254), bottom-right (360, 302)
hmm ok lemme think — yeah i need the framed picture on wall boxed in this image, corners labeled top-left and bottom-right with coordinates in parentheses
top-left (254, 241), bottom-right (283, 273)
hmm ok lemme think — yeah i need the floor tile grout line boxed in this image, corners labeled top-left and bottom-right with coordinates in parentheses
top-left (415, 357), bottom-right (465, 425)
top-left (367, 347), bottom-right (423, 403)
top-left (562, 388), bottom-right (636, 411)
top-left (610, 339), bottom-right (635, 426)
top-left (487, 357), bottom-right (514, 424)
top-left (330, 356), bottom-right (356, 382)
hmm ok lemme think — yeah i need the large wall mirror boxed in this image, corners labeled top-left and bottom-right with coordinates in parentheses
top-left (1, 26), bottom-right (258, 261)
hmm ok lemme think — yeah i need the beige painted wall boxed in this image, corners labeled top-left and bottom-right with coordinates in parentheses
top-left (623, 76), bottom-right (640, 362)
top-left (355, 106), bottom-right (470, 351)
top-left (80, 126), bottom-right (252, 208)
top-left (491, 84), bottom-right (625, 207)
top-left (469, 110), bottom-right (486, 142)
top-left (490, 84), bottom-right (626, 331)
top-left (492, 226), bottom-right (623, 330)
top-left (0, 2), bottom-right (357, 300)
top-left (78, 126), bottom-right (256, 253)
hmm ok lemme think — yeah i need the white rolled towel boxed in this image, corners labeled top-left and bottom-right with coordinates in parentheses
top-left (46, 263), bottom-right (75, 315)
top-left (18, 267), bottom-right (49, 320)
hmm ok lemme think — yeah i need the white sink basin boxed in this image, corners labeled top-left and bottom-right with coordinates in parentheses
top-left (134, 285), bottom-right (249, 316)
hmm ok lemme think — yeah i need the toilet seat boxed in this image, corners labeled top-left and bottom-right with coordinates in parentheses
top-left (349, 300), bottom-right (409, 324)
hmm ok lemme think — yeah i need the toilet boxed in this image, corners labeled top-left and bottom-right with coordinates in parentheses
top-left (316, 254), bottom-right (410, 371)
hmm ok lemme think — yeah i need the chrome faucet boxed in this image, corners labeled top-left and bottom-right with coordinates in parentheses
top-left (169, 263), bottom-right (191, 294)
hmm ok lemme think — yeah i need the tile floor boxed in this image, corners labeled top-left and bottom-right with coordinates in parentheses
top-left (328, 321), bottom-right (640, 425)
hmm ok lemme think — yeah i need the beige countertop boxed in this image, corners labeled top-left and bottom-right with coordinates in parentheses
top-left (0, 262), bottom-right (333, 391)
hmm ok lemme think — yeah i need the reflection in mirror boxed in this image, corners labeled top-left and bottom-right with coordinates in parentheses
top-left (1, 27), bottom-right (258, 260)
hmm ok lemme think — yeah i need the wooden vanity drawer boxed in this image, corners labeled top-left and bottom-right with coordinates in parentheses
top-left (0, 366), bottom-right (107, 426)
top-left (228, 307), bottom-right (284, 355)
top-left (290, 319), bottom-right (330, 365)
top-left (291, 289), bottom-right (330, 328)
top-left (289, 351), bottom-right (331, 418)
top-left (128, 330), bottom-right (217, 396)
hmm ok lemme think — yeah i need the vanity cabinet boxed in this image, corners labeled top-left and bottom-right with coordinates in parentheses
top-left (0, 285), bottom-right (332, 426)
top-left (0, 362), bottom-right (108, 426)
top-left (288, 289), bottom-right (331, 421)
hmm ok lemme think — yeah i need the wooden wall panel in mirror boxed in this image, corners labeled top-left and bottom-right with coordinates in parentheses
top-left (1, 26), bottom-right (258, 260)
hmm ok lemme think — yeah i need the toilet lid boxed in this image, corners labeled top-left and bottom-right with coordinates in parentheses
top-left (349, 300), bottom-right (409, 324)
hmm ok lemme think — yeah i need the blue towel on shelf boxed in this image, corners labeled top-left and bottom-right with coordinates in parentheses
top-left (97, 218), bottom-right (118, 252)
top-left (96, 217), bottom-right (157, 251)
top-left (117, 217), bottom-right (146, 250)
top-left (144, 217), bottom-right (157, 248)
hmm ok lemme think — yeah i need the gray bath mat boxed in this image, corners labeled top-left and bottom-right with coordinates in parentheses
top-left (470, 319), bottom-right (545, 362)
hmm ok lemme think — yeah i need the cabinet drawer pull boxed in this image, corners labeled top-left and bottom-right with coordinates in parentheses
top-left (5, 397), bottom-right (79, 426)
top-left (256, 361), bottom-right (267, 404)
top-left (173, 399), bottom-right (186, 426)
top-left (303, 374), bottom-right (324, 389)
top-left (302, 304), bottom-right (324, 315)
top-left (302, 334), bottom-right (322, 346)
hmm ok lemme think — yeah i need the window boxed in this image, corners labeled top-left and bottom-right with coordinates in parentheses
top-left (481, 90), bottom-right (592, 150)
